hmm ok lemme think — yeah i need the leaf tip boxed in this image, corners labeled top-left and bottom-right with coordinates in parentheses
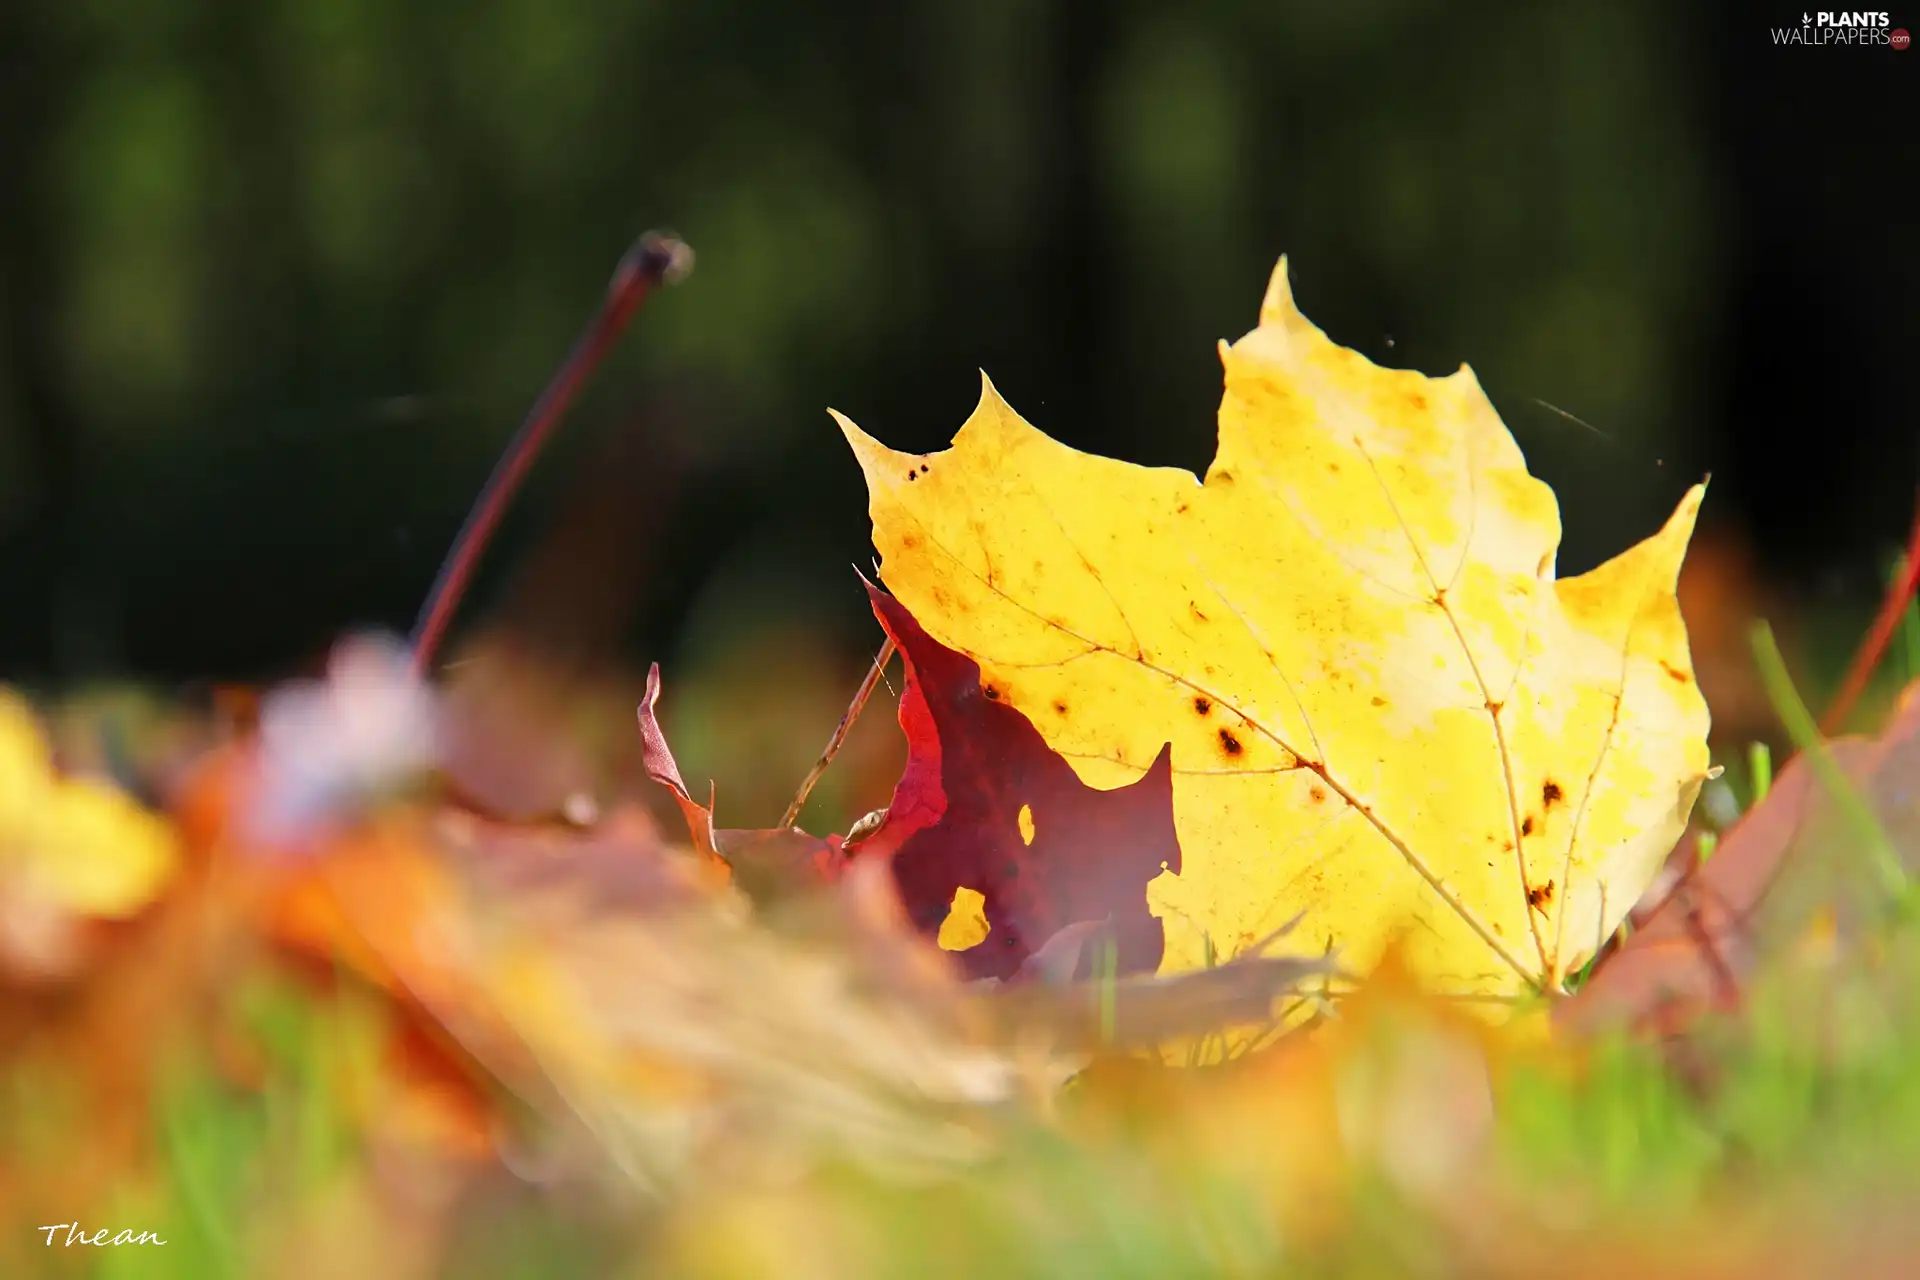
top-left (1258, 255), bottom-right (1298, 328)
top-left (826, 406), bottom-right (865, 446)
top-left (831, 408), bottom-right (907, 487)
top-left (1667, 482), bottom-right (1708, 541)
top-left (974, 369), bottom-right (1016, 419)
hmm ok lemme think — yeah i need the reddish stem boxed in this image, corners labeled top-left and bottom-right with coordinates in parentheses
top-left (1819, 488), bottom-right (1920, 736)
top-left (409, 232), bottom-right (691, 676)
top-left (779, 637), bottom-right (896, 829)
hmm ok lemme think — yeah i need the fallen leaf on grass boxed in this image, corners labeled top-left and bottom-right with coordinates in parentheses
top-left (838, 256), bottom-right (1713, 1011)
top-left (351, 849), bottom-right (1023, 1198)
top-left (251, 766), bottom-right (1332, 1204)
top-left (268, 801), bottom-right (730, 1165)
top-left (1562, 677), bottom-right (1920, 1037)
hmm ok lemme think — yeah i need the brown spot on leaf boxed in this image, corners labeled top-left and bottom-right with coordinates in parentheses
top-left (1434, 587), bottom-right (1448, 606)
top-left (1217, 728), bottom-right (1243, 756)
top-left (905, 470), bottom-right (917, 482)
top-left (1407, 391), bottom-right (1429, 412)
top-left (1052, 700), bottom-right (1068, 716)
top-left (1527, 880), bottom-right (1555, 912)
top-left (1486, 699), bottom-right (1503, 716)
top-left (920, 463), bottom-right (930, 474)
top-left (1371, 696), bottom-right (1387, 707)
top-left (1521, 816), bottom-right (1535, 837)
top-left (1215, 470), bottom-right (1234, 485)
top-left (982, 683), bottom-right (1001, 701)
top-left (1660, 661), bottom-right (1690, 684)
top-left (1309, 785), bottom-right (1327, 804)
top-left (1190, 603), bottom-right (1209, 623)
top-left (1193, 696), bottom-right (1212, 715)
top-left (1542, 780), bottom-right (1564, 809)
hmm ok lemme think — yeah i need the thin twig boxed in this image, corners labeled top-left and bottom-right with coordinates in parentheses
top-left (780, 637), bottom-right (897, 829)
top-left (410, 231), bottom-right (694, 676)
top-left (1820, 488), bottom-right (1920, 735)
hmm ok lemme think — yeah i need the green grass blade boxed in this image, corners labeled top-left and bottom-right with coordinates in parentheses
top-left (1748, 741), bottom-right (1772, 805)
top-left (1751, 621), bottom-right (1905, 897)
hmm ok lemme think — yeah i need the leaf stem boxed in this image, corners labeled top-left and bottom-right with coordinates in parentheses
top-left (780, 637), bottom-right (897, 829)
top-left (410, 231), bottom-right (692, 676)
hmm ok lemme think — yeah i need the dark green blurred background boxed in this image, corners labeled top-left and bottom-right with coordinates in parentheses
top-left (0, 0), bottom-right (1913, 684)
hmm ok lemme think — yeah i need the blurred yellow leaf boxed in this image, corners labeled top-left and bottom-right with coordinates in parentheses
top-left (838, 257), bottom-right (1711, 1016)
top-left (0, 691), bottom-right (180, 938)
top-left (0, 693), bottom-right (56, 827)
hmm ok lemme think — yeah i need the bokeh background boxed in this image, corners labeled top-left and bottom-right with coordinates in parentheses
top-left (0, 0), bottom-right (1914, 827)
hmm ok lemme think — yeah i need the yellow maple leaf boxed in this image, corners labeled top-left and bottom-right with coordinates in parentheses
top-left (834, 257), bottom-right (1711, 1017)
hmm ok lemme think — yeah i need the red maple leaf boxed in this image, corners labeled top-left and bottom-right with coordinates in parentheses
top-left (856, 586), bottom-right (1181, 981)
